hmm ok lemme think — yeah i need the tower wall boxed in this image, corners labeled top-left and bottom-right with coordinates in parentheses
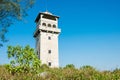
top-left (34, 12), bottom-right (61, 68)
top-left (39, 32), bottom-right (59, 67)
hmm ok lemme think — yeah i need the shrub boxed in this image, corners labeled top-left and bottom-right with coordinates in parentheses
top-left (7, 45), bottom-right (41, 74)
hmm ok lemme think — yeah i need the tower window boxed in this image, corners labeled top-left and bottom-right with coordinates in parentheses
top-left (48, 36), bottom-right (51, 40)
top-left (48, 50), bottom-right (51, 54)
top-left (48, 62), bottom-right (51, 66)
top-left (48, 24), bottom-right (51, 27)
top-left (53, 24), bottom-right (56, 28)
top-left (37, 51), bottom-right (38, 55)
top-left (42, 23), bottom-right (46, 26)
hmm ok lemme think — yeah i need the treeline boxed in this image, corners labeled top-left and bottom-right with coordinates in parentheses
top-left (0, 45), bottom-right (120, 80)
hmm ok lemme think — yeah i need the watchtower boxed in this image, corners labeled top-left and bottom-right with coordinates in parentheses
top-left (34, 11), bottom-right (61, 67)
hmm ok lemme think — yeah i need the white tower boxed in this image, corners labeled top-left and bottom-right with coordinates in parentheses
top-left (34, 11), bottom-right (61, 67)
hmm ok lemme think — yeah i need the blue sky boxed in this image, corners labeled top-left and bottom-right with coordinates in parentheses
top-left (0, 0), bottom-right (120, 70)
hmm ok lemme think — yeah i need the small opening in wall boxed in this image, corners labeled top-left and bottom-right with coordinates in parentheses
top-left (48, 36), bottom-right (51, 40)
top-left (48, 62), bottom-right (51, 66)
top-left (42, 23), bottom-right (46, 26)
top-left (53, 24), bottom-right (56, 28)
top-left (48, 50), bottom-right (51, 54)
top-left (37, 51), bottom-right (38, 55)
top-left (48, 24), bottom-right (51, 27)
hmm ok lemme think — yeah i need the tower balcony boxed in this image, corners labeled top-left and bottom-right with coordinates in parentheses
top-left (39, 26), bottom-right (61, 33)
top-left (33, 26), bottom-right (61, 37)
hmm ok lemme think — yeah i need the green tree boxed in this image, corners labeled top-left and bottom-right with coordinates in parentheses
top-left (6, 45), bottom-right (41, 74)
top-left (64, 64), bottom-right (75, 69)
top-left (0, 0), bottom-right (35, 47)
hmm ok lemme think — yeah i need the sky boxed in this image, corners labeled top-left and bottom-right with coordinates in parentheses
top-left (0, 0), bottom-right (120, 70)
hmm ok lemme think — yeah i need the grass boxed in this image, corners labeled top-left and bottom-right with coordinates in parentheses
top-left (0, 65), bottom-right (120, 80)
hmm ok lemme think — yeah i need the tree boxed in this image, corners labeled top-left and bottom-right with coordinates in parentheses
top-left (0, 0), bottom-right (35, 47)
top-left (64, 64), bottom-right (75, 69)
top-left (6, 45), bottom-right (41, 74)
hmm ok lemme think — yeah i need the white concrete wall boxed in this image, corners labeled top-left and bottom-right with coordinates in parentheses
top-left (35, 14), bottom-right (60, 68)
top-left (39, 32), bottom-right (59, 67)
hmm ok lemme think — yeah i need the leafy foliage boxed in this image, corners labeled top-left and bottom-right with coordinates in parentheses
top-left (6, 45), bottom-right (41, 74)
top-left (0, 0), bottom-right (35, 47)
top-left (64, 64), bottom-right (75, 69)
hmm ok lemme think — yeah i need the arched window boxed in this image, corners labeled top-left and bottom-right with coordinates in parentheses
top-left (53, 24), bottom-right (56, 28)
top-left (48, 24), bottom-right (51, 27)
top-left (42, 23), bottom-right (46, 26)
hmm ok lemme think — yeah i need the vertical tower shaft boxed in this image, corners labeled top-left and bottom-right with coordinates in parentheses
top-left (34, 12), bottom-right (61, 67)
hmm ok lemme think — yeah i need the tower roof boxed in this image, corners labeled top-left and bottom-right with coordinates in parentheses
top-left (42, 11), bottom-right (53, 15)
top-left (35, 11), bottom-right (59, 23)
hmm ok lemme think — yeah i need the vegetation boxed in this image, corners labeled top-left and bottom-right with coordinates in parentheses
top-left (0, 0), bottom-right (35, 47)
top-left (0, 64), bottom-right (120, 80)
top-left (0, 45), bottom-right (120, 79)
top-left (6, 45), bottom-right (41, 74)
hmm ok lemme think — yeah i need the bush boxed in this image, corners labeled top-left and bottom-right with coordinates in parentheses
top-left (7, 45), bottom-right (41, 74)
top-left (0, 65), bottom-right (120, 80)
